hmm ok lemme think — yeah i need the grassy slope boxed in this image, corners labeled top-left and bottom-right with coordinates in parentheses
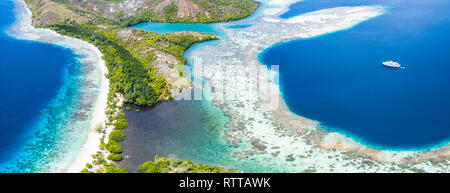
top-left (45, 0), bottom-right (259, 27)
top-left (24, 0), bottom-right (91, 26)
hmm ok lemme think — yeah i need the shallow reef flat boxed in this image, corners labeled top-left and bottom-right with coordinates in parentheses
top-left (7, 0), bottom-right (109, 172)
top-left (186, 0), bottom-right (449, 172)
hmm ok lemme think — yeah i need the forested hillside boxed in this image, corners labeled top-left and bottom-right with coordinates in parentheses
top-left (24, 0), bottom-right (227, 106)
top-left (27, 0), bottom-right (260, 27)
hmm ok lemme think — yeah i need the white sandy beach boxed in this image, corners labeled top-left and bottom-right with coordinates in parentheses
top-left (9, 0), bottom-right (110, 173)
top-left (63, 48), bottom-right (109, 173)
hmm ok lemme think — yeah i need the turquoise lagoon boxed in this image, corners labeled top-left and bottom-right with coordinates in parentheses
top-left (132, 22), bottom-right (221, 34)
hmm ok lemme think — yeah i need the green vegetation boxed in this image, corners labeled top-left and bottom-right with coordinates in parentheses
top-left (30, 0), bottom-right (259, 27)
top-left (28, 0), bottom-right (242, 108)
top-left (109, 130), bottom-right (125, 142)
top-left (48, 21), bottom-right (168, 107)
top-left (163, 4), bottom-right (178, 22)
top-left (138, 157), bottom-right (230, 173)
top-left (105, 165), bottom-right (128, 173)
top-left (82, 150), bottom-right (128, 173)
top-left (106, 140), bottom-right (123, 154)
top-left (111, 0), bottom-right (259, 26)
top-left (192, 0), bottom-right (260, 21)
top-left (92, 151), bottom-right (108, 166)
top-left (82, 94), bottom-right (129, 173)
top-left (47, 21), bottom-right (216, 107)
top-left (114, 113), bottom-right (129, 129)
top-left (120, 30), bottom-right (218, 66)
top-left (107, 153), bottom-right (123, 161)
top-left (105, 130), bottom-right (125, 157)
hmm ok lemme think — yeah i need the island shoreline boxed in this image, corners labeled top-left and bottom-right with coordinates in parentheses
top-left (8, 0), bottom-right (110, 173)
top-left (7, 0), bottom-right (449, 172)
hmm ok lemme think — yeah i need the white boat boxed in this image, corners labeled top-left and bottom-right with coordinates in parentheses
top-left (382, 61), bottom-right (401, 68)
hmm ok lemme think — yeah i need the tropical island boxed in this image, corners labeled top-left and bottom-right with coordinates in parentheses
top-left (20, 0), bottom-right (259, 173)
top-left (5, 0), bottom-right (448, 174)
top-left (26, 0), bottom-right (258, 106)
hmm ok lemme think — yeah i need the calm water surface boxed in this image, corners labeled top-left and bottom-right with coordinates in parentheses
top-left (262, 0), bottom-right (450, 150)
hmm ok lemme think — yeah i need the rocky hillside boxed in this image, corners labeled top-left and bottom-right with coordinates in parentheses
top-left (24, 0), bottom-right (91, 27)
top-left (27, 0), bottom-right (259, 27)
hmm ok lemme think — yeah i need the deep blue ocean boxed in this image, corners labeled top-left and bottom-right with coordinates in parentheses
top-left (261, 0), bottom-right (450, 150)
top-left (0, 0), bottom-right (87, 172)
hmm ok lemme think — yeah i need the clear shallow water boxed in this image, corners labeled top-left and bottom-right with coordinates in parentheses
top-left (131, 4), bottom-right (265, 36)
top-left (120, 100), bottom-right (296, 173)
top-left (119, 101), bottom-right (230, 172)
top-left (261, 0), bottom-right (450, 150)
top-left (0, 0), bottom-right (94, 172)
top-left (227, 24), bottom-right (253, 29)
top-left (281, 0), bottom-right (380, 19)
